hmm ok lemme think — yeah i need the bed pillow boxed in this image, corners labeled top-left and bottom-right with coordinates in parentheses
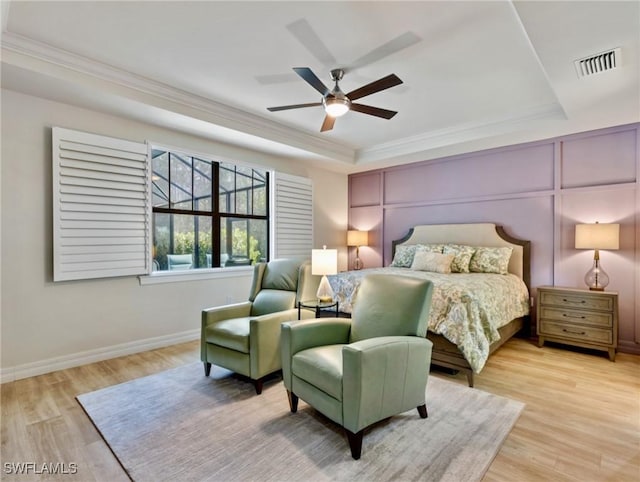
top-left (469, 246), bottom-right (513, 274)
top-left (390, 243), bottom-right (445, 267)
top-left (389, 244), bottom-right (417, 267)
top-left (442, 244), bottom-right (476, 273)
top-left (416, 243), bottom-right (445, 254)
top-left (411, 250), bottom-right (454, 274)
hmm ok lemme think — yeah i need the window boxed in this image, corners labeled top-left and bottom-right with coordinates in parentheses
top-left (151, 148), bottom-right (269, 271)
top-left (53, 128), bottom-right (311, 282)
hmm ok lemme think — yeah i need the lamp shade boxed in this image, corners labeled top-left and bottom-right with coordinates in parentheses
top-left (312, 247), bottom-right (337, 276)
top-left (575, 223), bottom-right (620, 250)
top-left (347, 230), bottom-right (369, 247)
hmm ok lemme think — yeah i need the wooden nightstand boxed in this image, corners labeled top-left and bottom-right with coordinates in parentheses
top-left (537, 286), bottom-right (618, 361)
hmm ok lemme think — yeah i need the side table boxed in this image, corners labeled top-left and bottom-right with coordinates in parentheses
top-left (298, 299), bottom-right (339, 319)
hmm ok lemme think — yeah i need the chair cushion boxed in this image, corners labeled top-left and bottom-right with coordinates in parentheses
top-left (292, 345), bottom-right (344, 401)
top-left (205, 317), bottom-right (250, 353)
top-left (261, 259), bottom-right (300, 291)
top-left (351, 275), bottom-right (433, 342)
top-left (251, 289), bottom-right (296, 316)
top-left (167, 254), bottom-right (193, 271)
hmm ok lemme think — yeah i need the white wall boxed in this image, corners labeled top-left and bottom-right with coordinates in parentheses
top-left (0, 89), bottom-right (348, 381)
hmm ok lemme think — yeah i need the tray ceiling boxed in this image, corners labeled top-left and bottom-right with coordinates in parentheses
top-left (1, 1), bottom-right (638, 171)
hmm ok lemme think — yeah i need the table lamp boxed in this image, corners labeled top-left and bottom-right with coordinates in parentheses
top-left (312, 246), bottom-right (337, 301)
top-left (347, 230), bottom-right (369, 270)
top-left (575, 222), bottom-right (619, 291)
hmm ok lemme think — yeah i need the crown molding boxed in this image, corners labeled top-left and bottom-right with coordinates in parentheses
top-left (1, 31), bottom-right (355, 164)
top-left (355, 102), bottom-right (567, 165)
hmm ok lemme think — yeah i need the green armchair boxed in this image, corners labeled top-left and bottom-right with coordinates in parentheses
top-left (201, 258), bottom-right (318, 394)
top-left (281, 274), bottom-right (434, 459)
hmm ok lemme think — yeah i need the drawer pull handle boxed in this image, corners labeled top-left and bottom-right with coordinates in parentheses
top-left (562, 314), bottom-right (586, 319)
top-left (562, 328), bottom-right (586, 335)
top-left (563, 298), bottom-right (586, 304)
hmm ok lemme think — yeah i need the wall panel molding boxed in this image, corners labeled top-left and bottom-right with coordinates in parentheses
top-left (349, 123), bottom-right (639, 354)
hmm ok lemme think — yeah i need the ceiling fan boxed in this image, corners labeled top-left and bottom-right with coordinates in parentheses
top-left (267, 67), bottom-right (403, 132)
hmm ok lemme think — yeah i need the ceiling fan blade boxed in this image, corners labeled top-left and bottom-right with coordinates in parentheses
top-left (347, 32), bottom-right (422, 72)
top-left (287, 19), bottom-right (337, 66)
top-left (346, 74), bottom-right (403, 101)
top-left (293, 67), bottom-right (331, 97)
top-left (320, 115), bottom-right (336, 132)
top-left (350, 103), bottom-right (398, 119)
top-left (267, 102), bottom-right (322, 112)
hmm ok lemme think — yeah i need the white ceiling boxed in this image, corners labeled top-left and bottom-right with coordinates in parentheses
top-left (1, 1), bottom-right (639, 172)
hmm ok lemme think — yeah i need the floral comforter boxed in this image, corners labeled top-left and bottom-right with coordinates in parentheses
top-left (327, 267), bottom-right (530, 373)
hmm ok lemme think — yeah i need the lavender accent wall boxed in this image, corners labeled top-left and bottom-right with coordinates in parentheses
top-left (348, 123), bottom-right (640, 355)
top-left (384, 142), bottom-right (555, 204)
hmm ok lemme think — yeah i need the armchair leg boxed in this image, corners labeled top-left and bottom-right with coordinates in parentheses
top-left (286, 390), bottom-right (299, 413)
top-left (254, 379), bottom-right (264, 395)
top-left (417, 404), bottom-right (428, 419)
top-left (346, 429), bottom-right (364, 460)
top-left (204, 362), bottom-right (211, 377)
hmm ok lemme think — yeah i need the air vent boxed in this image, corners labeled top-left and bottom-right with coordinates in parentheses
top-left (574, 48), bottom-right (621, 77)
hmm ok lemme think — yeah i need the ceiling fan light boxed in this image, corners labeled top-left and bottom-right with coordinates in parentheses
top-left (324, 97), bottom-right (350, 117)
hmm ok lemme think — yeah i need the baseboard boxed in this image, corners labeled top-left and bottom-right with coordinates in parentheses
top-left (0, 329), bottom-right (200, 384)
top-left (618, 340), bottom-right (640, 356)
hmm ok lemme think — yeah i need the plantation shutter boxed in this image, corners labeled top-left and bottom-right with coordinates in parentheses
top-left (272, 172), bottom-right (313, 258)
top-left (52, 127), bottom-right (149, 281)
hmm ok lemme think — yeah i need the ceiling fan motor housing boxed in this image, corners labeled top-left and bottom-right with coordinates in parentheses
top-left (323, 69), bottom-right (350, 117)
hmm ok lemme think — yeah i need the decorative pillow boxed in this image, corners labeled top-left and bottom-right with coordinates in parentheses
top-left (411, 250), bottom-right (454, 274)
top-left (416, 243), bottom-right (445, 254)
top-left (469, 246), bottom-right (513, 274)
top-left (442, 244), bottom-right (476, 273)
top-left (390, 244), bottom-right (417, 267)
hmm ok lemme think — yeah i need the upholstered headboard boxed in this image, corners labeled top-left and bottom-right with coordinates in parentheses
top-left (392, 223), bottom-right (531, 290)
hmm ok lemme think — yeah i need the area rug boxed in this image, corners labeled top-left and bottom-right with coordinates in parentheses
top-left (77, 363), bottom-right (523, 482)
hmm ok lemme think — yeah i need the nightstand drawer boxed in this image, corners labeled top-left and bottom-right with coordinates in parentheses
top-left (540, 292), bottom-right (614, 311)
top-left (539, 320), bottom-right (613, 345)
top-left (539, 306), bottom-right (613, 328)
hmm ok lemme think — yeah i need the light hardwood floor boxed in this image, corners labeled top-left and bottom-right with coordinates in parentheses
top-left (1, 338), bottom-right (638, 481)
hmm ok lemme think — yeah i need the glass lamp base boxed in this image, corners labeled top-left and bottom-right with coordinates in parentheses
top-left (354, 257), bottom-right (363, 270)
top-left (584, 258), bottom-right (610, 291)
top-left (316, 275), bottom-right (334, 302)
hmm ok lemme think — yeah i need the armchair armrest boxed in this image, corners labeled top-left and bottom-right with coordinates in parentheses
top-left (342, 336), bottom-right (433, 434)
top-left (201, 301), bottom-right (252, 361)
top-left (281, 318), bottom-right (352, 389)
top-left (249, 308), bottom-right (300, 378)
top-left (283, 318), bottom-right (352, 355)
top-left (202, 301), bottom-right (252, 326)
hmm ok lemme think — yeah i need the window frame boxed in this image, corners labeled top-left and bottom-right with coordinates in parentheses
top-left (145, 142), bottom-right (270, 279)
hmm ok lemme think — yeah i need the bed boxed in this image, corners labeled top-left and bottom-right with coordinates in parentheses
top-left (328, 223), bottom-right (531, 387)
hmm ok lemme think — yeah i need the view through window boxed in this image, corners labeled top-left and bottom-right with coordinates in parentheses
top-left (151, 148), bottom-right (269, 271)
